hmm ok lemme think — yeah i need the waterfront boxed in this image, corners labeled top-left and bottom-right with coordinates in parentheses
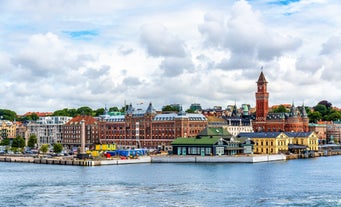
top-left (1, 156), bottom-right (340, 207)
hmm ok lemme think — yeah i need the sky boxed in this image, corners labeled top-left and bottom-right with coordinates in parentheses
top-left (1, 0), bottom-right (341, 114)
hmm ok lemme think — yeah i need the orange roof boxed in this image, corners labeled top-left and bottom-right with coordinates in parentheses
top-left (206, 116), bottom-right (225, 122)
top-left (271, 104), bottom-right (291, 109)
top-left (65, 116), bottom-right (97, 125)
top-left (23, 112), bottom-right (53, 117)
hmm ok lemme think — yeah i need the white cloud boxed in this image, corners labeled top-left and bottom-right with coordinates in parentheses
top-left (1, 0), bottom-right (341, 114)
top-left (140, 24), bottom-right (187, 57)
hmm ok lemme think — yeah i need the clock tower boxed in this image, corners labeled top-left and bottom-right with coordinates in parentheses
top-left (255, 71), bottom-right (269, 122)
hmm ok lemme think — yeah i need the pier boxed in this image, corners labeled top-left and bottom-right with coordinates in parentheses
top-left (1, 152), bottom-right (340, 166)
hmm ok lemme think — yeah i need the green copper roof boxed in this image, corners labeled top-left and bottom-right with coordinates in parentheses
top-left (171, 136), bottom-right (223, 146)
top-left (197, 127), bottom-right (232, 137)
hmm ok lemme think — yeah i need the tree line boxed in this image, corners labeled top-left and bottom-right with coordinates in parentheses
top-left (271, 100), bottom-right (341, 123)
top-left (1, 100), bottom-right (341, 123)
top-left (0, 134), bottom-right (63, 154)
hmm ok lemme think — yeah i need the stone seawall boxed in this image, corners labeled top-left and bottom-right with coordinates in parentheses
top-left (0, 156), bottom-right (151, 166)
top-left (151, 154), bottom-right (286, 163)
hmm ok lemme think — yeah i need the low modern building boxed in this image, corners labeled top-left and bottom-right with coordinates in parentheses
top-left (171, 136), bottom-right (229, 156)
top-left (27, 116), bottom-right (72, 147)
top-left (172, 127), bottom-right (249, 156)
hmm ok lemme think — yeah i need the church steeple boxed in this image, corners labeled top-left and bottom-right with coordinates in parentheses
top-left (257, 71), bottom-right (268, 93)
top-left (255, 70), bottom-right (269, 122)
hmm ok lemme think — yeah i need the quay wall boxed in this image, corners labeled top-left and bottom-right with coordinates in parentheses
top-left (0, 155), bottom-right (151, 166)
top-left (151, 154), bottom-right (286, 163)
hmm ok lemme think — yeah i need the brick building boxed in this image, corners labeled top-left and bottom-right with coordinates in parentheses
top-left (98, 103), bottom-right (208, 151)
top-left (62, 116), bottom-right (99, 151)
top-left (253, 71), bottom-right (309, 132)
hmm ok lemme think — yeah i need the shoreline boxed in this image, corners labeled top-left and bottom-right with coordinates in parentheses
top-left (1, 153), bottom-right (340, 166)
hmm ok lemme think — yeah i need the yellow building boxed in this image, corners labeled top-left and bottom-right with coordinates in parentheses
top-left (0, 120), bottom-right (17, 139)
top-left (238, 132), bottom-right (319, 154)
top-left (286, 132), bottom-right (319, 151)
top-left (238, 132), bottom-right (288, 154)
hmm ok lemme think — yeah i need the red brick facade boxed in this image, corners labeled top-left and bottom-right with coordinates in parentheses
top-left (98, 103), bottom-right (208, 150)
top-left (62, 116), bottom-right (99, 151)
top-left (253, 72), bottom-right (309, 132)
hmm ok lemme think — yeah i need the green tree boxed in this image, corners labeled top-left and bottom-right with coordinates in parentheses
top-left (27, 134), bottom-right (38, 148)
top-left (53, 108), bottom-right (69, 116)
top-left (0, 109), bottom-right (17, 121)
top-left (318, 100), bottom-right (332, 109)
top-left (77, 106), bottom-right (93, 116)
top-left (53, 143), bottom-right (63, 154)
top-left (109, 107), bottom-right (119, 112)
top-left (314, 104), bottom-right (328, 117)
top-left (308, 111), bottom-right (322, 123)
top-left (186, 108), bottom-right (195, 113)
top-left (273, 105), bottom-right (288, 113)
top-left (68, 109), bottom-right (77, 117)
top-left (12, 136), bottom-right (25, 148)
top-left (162, 105), bottom-right (180, 112)
top-left (326, 110), bottom-right (341, 121)
top-left (94, 108), bottom-right (105, 116)
top-left (40, 144), bottom-right (49, 154)
top-left (0, 138), bottom-right (10, 146)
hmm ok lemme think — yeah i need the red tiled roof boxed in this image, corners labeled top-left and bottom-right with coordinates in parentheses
top-left (65, 116), bottom-right (97, 125)
top-left (23, 112), bottom-right (53, 117)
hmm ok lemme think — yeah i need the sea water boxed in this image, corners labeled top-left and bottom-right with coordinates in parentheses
top-left (0, 156), bottom-right (340, 207)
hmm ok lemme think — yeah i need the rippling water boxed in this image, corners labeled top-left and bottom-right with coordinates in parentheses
top-left (1, 156), bottom-right (341, 207)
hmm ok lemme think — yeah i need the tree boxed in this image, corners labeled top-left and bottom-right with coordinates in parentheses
top-left (318, 100), bottom-right (332, 109)
top-left (0, 109), bottom-right (17, 121)
top-left (326, 110), bottom-right (341, 121)
top-left (109, 107), bottom-right (119, 112)
top-left (308, 111), bottom-right (322, 123)
top-left (30, 113), bottom-right (39, 121)
top-left (273, 105), bottom-right (288, 113)
top-left (53, 143), bottom-right (63, 154)
top-left (186, 108), bottom-right (195, 113)
top-left (12, 136), bottom-right (25, 148)
top-left (53, 108), bottom-right (69, 116)
top-left (40, 144), bottom-right (49, 154)
top-left (76, 106), bottom-right (93, 116)
top-left (162, 105), bottom-right (180, 112)
top-left (28, 134), bottom-right (38, 148)
top-left (0, 138), bottom-right (10, 146)
top-left (314, 104), bottom-right (328, 117)
top-left (94, 108), bottom-right (105, 116)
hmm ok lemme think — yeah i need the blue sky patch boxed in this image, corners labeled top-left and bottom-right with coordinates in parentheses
top-left (268, 0), bottom-right (300, 6)
top-left (63, 30), bottom-right (99, 40)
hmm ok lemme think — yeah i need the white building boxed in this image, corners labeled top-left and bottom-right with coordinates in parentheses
top-left (26, 116), bottom-right (72, 146)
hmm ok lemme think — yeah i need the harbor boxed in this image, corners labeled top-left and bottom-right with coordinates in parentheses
top-left (2, 153), bottom-right (340, 166)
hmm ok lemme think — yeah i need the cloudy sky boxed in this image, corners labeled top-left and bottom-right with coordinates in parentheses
top-left (1, 0), bottom-right (341, 114)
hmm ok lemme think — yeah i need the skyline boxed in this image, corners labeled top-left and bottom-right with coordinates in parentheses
top-left (1, 0), bottom-right (341, 114)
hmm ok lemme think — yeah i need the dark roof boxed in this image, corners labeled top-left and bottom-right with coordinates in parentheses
top-left (171, 137), bottom-right (225, 146)
top-left (284, 132), bottom-right (313, 137)
top-left (198, 127), bottom-right (232, 138)
top-left (238, 132), bottom-right (283, 138)
top-left (257, 71), bottom-right (267, 84)
top-left (288, 144), bottom-right (307, 149)
top-left (266, 112), bottom-right (285, 120)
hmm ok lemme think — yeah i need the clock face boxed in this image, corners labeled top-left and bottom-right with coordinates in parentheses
top-left (259, 85), bottom-right (262, 89)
